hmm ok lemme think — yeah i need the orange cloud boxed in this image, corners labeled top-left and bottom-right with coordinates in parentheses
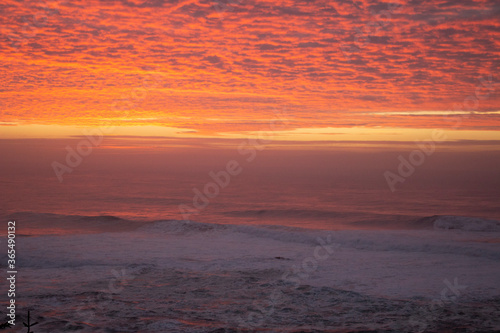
top-left (0, 0), bottom-right (499, 137)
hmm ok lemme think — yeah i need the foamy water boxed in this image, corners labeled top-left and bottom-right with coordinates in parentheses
top-left (3, 214), bottom-right (500, 332)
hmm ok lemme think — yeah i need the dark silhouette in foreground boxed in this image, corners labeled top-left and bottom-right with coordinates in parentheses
top-left (23, 311), bottom-right (38, 333)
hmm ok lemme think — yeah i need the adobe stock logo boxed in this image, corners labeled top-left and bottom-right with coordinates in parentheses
top-left (384, 129), bottom-right (447, 193)
top-left (384, 74), bottom-right (498, 193)
top-left (179, 107), bottom-right (290, 220)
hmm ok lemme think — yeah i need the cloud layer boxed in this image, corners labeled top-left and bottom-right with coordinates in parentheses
top-left (1, 0), bottom-right (499, 134)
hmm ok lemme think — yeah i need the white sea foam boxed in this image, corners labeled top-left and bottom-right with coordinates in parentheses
top-left (3, 213), bottom-right (499, 332)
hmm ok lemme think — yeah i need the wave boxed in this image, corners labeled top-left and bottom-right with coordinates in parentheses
top-left (0, 211), bottom-right (141, 235)
top-left (223, 209), bottom-right (500, 232)
top-left (349, 214), bottom-right (500, 232)
top-left (2, 211), bottom-right (499, 237)
top-left (431, 215), bottom-right (500, 232)
top-left (2, 213), bottom-right (499, 270)
top-left (222, 208), bottom-right (410, 224)
top-left (137, 219), bottom-right (321, 245)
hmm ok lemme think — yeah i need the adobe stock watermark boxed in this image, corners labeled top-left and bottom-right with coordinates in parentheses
top-left (51, 71), bottom-right (164, 182)
top-left (384, 129), bottom-right (447, 192)
top-left (178, 107), bottom-right (291, 220)
top-left (384, 74), bottom-right (499, 192)
top-left (339, 0), bottom-right (404, 62)
top-left (405, 277), bottom-right (467, 333)
top-left (235, 234), bottom-right (340, 331)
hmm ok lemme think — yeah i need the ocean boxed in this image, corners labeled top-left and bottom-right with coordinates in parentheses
top-left (1, 146), bottom-right (499, 332)
top-left (2, 159), bottom-right (500, 231)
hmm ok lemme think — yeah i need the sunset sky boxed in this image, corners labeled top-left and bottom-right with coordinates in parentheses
top-left (1, 0), bottom-right (499, 147)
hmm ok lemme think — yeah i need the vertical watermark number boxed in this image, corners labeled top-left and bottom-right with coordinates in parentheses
top-left (6, 221), bottom-right (17, 327)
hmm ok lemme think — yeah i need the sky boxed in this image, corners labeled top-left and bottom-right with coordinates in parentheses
top-left (1, 0), bottom-right (499, 147)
